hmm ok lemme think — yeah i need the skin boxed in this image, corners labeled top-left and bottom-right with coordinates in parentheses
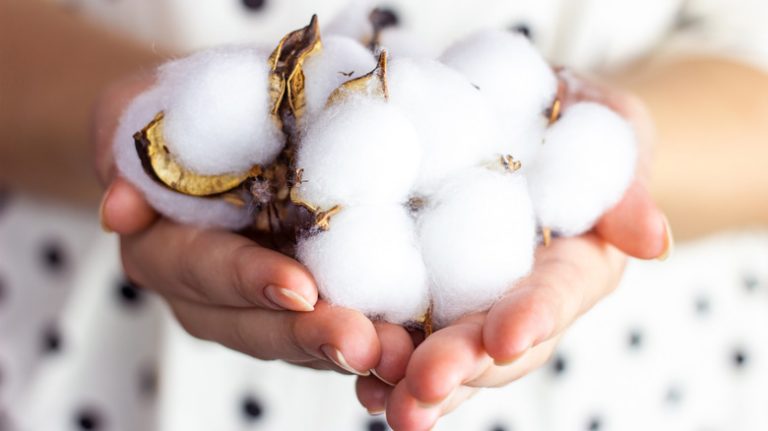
top-left (4, 2), bottom-right (768, 430)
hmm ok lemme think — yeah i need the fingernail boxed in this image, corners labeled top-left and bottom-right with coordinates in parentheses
top-left (367, 407), bottom-right (385, 416)
top-left (371, 368), bottom-right (396, 387)
top-left (656, 216), bottom-right (674, 261)
top-left (99, 186), bottom-right (114, 233)
top-left (264, 285), bottom-right (314, 312)
top-left (320, 345), bottom-right (370, 376)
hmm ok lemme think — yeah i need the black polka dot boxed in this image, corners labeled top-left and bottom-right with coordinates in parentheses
top-left (41, 324), bottom-right (63, 354)
top-left (732, 349), bottom-right (749, 369)
top-left (367, 418), bottom-right (388, 431)
top-left (40, 240), bottom-right (67, 273)
top-left (665, 386), bottom-right (683, 404)
top-left (241, 395), bottom-right (264, 422)
top-left (674, 9), bottom-right (703, 30)
top-left (743, 274), bottom-right (759, 292)
top-left (551, 354), bottom-right (567, 375)
top-left (587, 416), bottom-right (602, 430)
top-left (628, 329), bottom-right (644, 349)
top-left (491, 425), bottom-right (510, 431)
top-left (116, 278), bottom-right (144, 308)
top-left (241, 0), bottom-right (267, 11)
top-left (370, 7), bottom-right (400, 30)
top-left (139, 364), bottom-right (158, 398)
top-left (74, 407), bottom-right (103, 430)
top-left (510, 22), bottom-right (533, 40)
top-left (695, 295), bottom-right (711, 316)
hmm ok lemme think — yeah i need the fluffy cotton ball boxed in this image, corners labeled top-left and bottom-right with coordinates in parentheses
top-left (440, 30), bottom-right (557, 166)
top-left (418, 169), bottom-right (536, 327)
top-left (113, 88), bottom-right (253, 229)
top-left (296, 96), bottom-right (422, 209)
top-left (302, 36), bottom-right (377, 121)
top-left (298, 206), bottom-right (430, 324)
top-left (387, 58), bottom-right (506, 193)
top-left (527, 102), bottom-right (637, 236)
top-left (160, 46), bottom-right (283, 175)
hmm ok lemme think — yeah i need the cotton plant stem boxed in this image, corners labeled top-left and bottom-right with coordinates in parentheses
top-left (0, 0), bottom-right (164, 206)
top-left (612, 57), bottom-right (768, 240)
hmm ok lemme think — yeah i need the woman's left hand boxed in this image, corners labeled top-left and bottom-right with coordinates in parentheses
top-left (355, 77), bottom-right (673, 431)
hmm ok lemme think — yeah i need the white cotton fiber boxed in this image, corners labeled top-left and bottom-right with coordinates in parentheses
top-left (159, 47), bottom-right (283, 176)
top-left (418, 169), bottom-right (536, 327)
top-left (295, 96), bottom-right (422, 209)
top-left (440, 30), bottom-right (558, 166)
top-left (298, 206), bottom-right (430, 324)
top-left (387, 58), bottom-right (505, 193)
top-left (113, 88), bottom-right (253, 229)
top-left (527, 102), bottom-right (637, 236)
top-left (302, 36), bottom-right (377, 121)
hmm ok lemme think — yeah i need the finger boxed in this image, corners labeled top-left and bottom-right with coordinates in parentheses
top-left (169, 299), bottom-right (380, 375)
top-left (385, 382), bottom-right (478, 431)
top-left (385, 382), bottom-right (443, 431)
top-left (121, 219), bottom-right (317, 311)
top-left (484, 234), bottom-right (626, 364)
top-left (596, 180), bottom-right (672, 260)
top-left (100, 177), bottom-right (158, 234)
top-left (465, 336), bottom-right (561, 388)
top-left (371, 322), bottom-right (414, 386)
top-left (356, 376), bottom-right (393, 415)
top-left (404, 314), bottom-right (491, 406)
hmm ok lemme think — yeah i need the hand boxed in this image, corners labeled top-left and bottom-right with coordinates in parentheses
top-left (93, 77), bottom-right (384, 376)
top-left (355, 75), bottom-right (672, 430)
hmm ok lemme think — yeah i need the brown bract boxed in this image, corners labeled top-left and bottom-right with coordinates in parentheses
top-left (133, 112), bottom-right (260, 196)
top-left (268, 14), bottom-right (323, 127)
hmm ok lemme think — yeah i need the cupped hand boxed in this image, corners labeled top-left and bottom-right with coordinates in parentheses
top-left (355, 75), bottom-right (672, 430)
top-left (93, 77), bottom-right (383, 376)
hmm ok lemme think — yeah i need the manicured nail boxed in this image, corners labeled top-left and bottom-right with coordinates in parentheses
top-left (656, 216), bottom-right (674, 261)
top-left (98, 187), bottom-right (114, 233)
top-left (371, 368), bottom-right (396, 387)
top-left (320, 345), bottom-right (370, 376)
top-left (264, 285), bottom-right (314, 312)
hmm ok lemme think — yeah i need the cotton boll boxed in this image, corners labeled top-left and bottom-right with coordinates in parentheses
top-left (298, 206), bottom-right (430, 324)
top-left (387, 58), bottom-right (505, 193)
top-left (418, 169), bottom-right (536, 327)
top-left (527, 102), bottom-right (637, 236)
top-left (302, 36), bottom-right (376, 121)
top-left (295, 96), bottom-right (422, 209)
top-left (113, 88), bottom-right (253, 229)
top-left (440, 30), bottom-right (557, 166)
top-left (159, 47), bottom-right (283, 176)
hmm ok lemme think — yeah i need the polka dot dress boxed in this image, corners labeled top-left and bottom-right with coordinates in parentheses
top-left (1, 196), bottom-right (767, 430)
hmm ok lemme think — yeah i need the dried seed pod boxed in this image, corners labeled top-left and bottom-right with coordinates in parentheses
top-left (268, 14), bottom-right (323, 126)
top-left (133, 113), bottom-right (259, 196)
top-left (326, 50), bottom-right (389, 105)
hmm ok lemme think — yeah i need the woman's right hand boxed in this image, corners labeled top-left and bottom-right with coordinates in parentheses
top-left (94, 78), bottom-right (388, 378)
